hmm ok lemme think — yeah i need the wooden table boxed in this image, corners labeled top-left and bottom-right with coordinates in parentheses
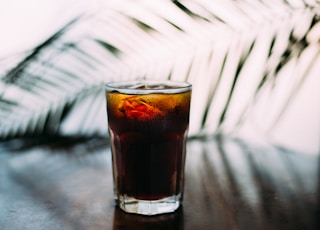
top-left (0, 136), bottom-right (318, 230)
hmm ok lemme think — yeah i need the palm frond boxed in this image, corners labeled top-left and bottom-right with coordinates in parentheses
top-left (3, 18), bottom-right (82, 83)
top-left (0, 0), bottom-right (319, 153)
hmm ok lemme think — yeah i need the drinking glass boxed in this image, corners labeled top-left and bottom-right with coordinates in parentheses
top-left (105, 79), bottom-right (192, 215)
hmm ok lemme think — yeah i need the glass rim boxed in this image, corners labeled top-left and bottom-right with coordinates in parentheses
top-left (105, 79), bottom-right (192, 95)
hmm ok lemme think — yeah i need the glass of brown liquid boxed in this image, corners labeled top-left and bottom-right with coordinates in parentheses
top-left (105, 80), bottom-right (192, 215)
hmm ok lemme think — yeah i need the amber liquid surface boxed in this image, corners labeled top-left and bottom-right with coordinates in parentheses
top-left (107, 90), bottom-right (191, 200)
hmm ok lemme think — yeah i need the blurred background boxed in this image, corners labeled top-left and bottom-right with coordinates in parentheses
top-left (0, 0), bottom-right (319, 155)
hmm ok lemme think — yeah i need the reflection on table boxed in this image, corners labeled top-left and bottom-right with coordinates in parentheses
top-left (0, 135), bottom-right (318, 230)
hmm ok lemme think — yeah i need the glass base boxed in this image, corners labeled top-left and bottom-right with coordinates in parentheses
top-left (117, 194), bottom-right (181, 216)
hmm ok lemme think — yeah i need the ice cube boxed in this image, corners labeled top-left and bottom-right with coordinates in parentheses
top-left (128, 83), bottom-right (147, 89)
top-left (128, 83), bottom-right (167, 90)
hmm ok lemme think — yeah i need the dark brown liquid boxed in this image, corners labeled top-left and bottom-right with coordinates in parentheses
top-left (107, 91), bottom-right (191, 200)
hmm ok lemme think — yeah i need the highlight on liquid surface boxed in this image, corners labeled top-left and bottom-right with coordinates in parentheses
top-left (106, 88), bottom-right (191, 201)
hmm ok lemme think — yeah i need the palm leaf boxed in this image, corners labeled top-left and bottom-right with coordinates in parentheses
top-left (0, 0), bottom-right (319, 153)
